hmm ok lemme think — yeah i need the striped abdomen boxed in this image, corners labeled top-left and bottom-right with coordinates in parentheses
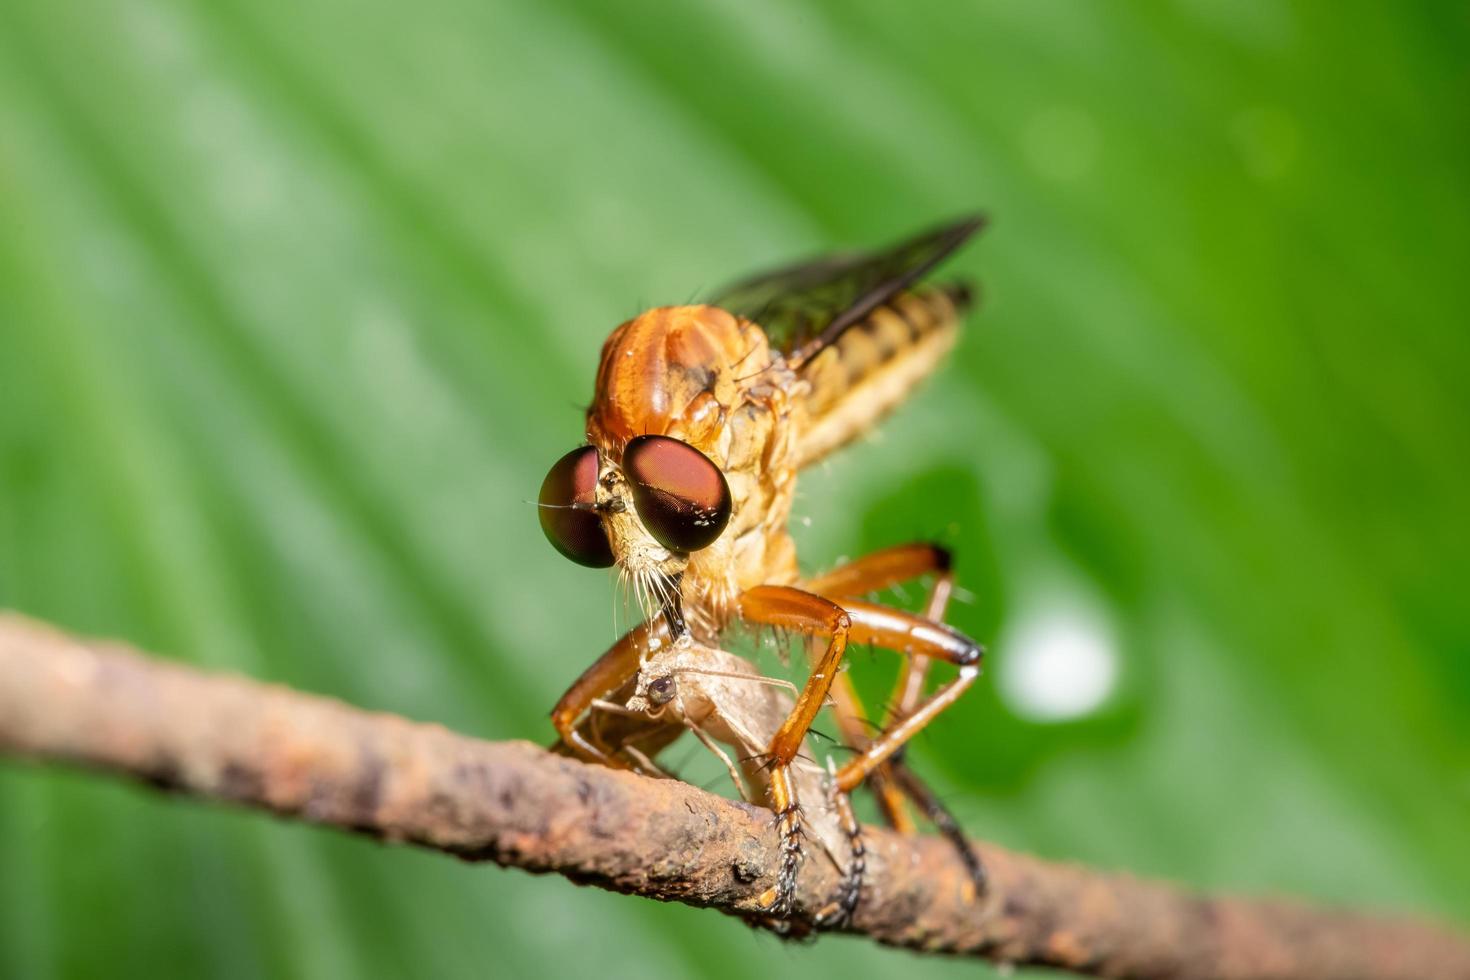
top-left (794, 282), bottom-right (971, 467)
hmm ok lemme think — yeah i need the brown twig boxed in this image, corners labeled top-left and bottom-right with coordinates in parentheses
top-left (0, 612), bottom-right (1465, 980)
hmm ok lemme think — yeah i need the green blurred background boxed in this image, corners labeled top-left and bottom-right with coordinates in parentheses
top-left (2, 1), bottom-right (1468, 977)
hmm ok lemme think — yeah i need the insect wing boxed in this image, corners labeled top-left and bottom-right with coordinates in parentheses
top-left (709, 214), bottom-right (985, 366)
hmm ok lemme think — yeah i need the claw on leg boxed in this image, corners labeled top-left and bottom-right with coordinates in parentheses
top-left (815, 770), bottom-right (865, 930)
top-left (761, 763), bottom-right (805, 918)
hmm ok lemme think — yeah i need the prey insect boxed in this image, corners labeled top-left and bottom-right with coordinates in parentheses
top-left (569, 639), bottom-right (866, 931)
top-left (539, 215), bottom-right (988, 926)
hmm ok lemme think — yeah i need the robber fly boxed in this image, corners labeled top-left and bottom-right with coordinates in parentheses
top-left (539, 216), bottom-right (988, 925)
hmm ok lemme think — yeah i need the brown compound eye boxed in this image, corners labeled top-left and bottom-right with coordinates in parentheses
top-left (538, 446), bottom-right (614, 568)
top-left (622, 435), bottom-right (732, 554)
top-left (646, 675), bottom-right (675, 706)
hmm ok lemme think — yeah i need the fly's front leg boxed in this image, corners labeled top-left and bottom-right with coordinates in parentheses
top-left (798, 543), bottom-right (971, 919)
top-left (736, 585), bottom-right (851, 918)
top-left (551, 617), bottom-right (669, 767)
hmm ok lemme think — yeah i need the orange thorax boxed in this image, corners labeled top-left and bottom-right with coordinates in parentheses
top-left (586, 306), bottom-right (803, 634)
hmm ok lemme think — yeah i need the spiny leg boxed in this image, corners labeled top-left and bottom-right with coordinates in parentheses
top-left (823, 667), bottom-right (913, 832)
top-left (892, 550), bottom-right (955, 718)
top-left (809, 651), bottom-right (906, 912)
top-left (736, 585), bottom-right (852, 918)
top-left (803, 542), bottom-right (954, 600)
top-left (828, 600), bottom-right (982, 795)
top-left (765, 762), bottom-right (805, 918)
top-left (843, 562), bottom-right (987, 893)
top-left (804, 543), bottom-right (954, 829)
top-left (814, 763), bottom-right (865, 929)
top-left (738, 583), bottom-right (983, 920)
top-left (806, 544), bottom-right (986, 892)
top-left (793, 588), bottom-right (988, 900)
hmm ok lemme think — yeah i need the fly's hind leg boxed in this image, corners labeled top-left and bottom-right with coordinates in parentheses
top-left (822, 603), bottom-right (985, 901)
top-left (887, 760), bottom-right (985, 894)
top-left (805, 542), bottom-right (957, 724)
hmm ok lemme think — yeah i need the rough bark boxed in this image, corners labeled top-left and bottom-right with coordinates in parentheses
top-left (0, 613), bottom-right (1466, 979)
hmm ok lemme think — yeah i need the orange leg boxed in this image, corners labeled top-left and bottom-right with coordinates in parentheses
top-left (551, 617), bottom-right (670, 766)
top-left (896, 560), bottom-right (954, 712)
top-left (802, 541), bottom-right (953, 599)
top-left (829, 599), bottom-right (981, 792)
top-left (804, 543), bottom-right (955, 830)
top-left (736, 585), bottom-right (851, 917)
top-left (837, 562), bottom-right (983, 894)
top-left (829, 683), bottom-right (912, 832)
top-left (738, 576), bottom-right (983, 919)
top-left (805, 542), bottom-right (955, 724)
top-left (737, 586), bottom-right (853, 768)
top-left (764, 762), bottom-right (804, 918)
top-left (806, 544), bottom-right (986, 896)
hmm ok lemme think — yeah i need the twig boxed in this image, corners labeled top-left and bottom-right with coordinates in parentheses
top-left (0, 612), bottom-right (1465, 980)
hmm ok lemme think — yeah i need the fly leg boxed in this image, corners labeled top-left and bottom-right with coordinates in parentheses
top-left (551, 617), bottom-right (670, 766)
top-left (870, 585), bottom-right (988, 895)
top-left (815, 598), bottom-right (983, 924)
top-left (805, 543), bottom-right (986, 894)
top-left (874, 593), bottom-right (988, 894)
top-left (813, 761), bottom-right (865, 930)
top-left (806, 543), bottom-right (955, 741)
top-left (828, 600), bottom-right (983, 797)
top-left (887, 761), bottom-right (985, 893)
top-left (823, 673), bottom-right (910, 833)
top-left (735, 586), bottom-right (852, 919)
top-left (807, 677), bottom-right (876, 927)
top-left (804, 543), bottom-right (954, 829)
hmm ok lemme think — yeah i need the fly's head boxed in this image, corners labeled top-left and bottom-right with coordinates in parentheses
top-left (538, 431), bottom-right (738, 636)
top-left (538, 306), bottom-right (776, 635)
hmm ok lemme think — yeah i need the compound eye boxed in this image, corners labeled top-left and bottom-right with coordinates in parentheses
top-left (622, 435), bottom-right (732, 553)
top-left (647, 676), bottom-right (675, 706)
top-left (538, 446), bottom-right (614, 568)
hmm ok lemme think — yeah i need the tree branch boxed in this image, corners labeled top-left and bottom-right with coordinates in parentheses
top-left (0, 613), bottom-right (1465, 980)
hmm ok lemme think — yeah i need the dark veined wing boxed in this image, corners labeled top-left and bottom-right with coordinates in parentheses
top-left (709, 214), bottom-right (986, 367)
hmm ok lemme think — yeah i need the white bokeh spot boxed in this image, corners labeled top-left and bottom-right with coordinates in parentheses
top-left (999, 598), bottom-right (1118, 722)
